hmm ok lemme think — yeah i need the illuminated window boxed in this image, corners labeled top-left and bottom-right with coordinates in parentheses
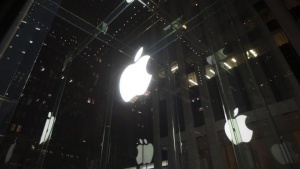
top-left (188, 72), bottom-right (198, 87)
top-left (205, 65), bottom-right (215, 79)
top-left (246, 48), bottom-right (259, 59)
top-left (171, 62), bottom-right (178, 73)
top-left (273, 30), bottom-right (289, 46)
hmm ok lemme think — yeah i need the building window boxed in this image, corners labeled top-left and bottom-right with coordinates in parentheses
top-left (273, 30), bottom-right (289, 46)
top-left (188, 72), bottom-right (198, 87)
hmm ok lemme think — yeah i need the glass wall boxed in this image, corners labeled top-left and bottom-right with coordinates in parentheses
top-left (0, 0), bottom-right (300, 169)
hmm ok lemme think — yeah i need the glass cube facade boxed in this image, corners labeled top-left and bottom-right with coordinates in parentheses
top-left (1, 0), bottom-right (300, 169)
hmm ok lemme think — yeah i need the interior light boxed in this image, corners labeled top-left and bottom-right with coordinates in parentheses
top-left (205, 75), bottom-right (211, 79)
top-left (126, 0), bottom-right (134, 3)
top-left (35, 27), bottom-right (41, 30)
top-left (231, 58), bottom-right (237, 63)
top-left (189, 79), bottom-right (198, 85)
top-left (39, 112), bottom-right (55, 144)
top-left (29, 40), bottom-right (33, 43)
top-left (171, 66), bottom-right (178, 71)
top-left (224, 62), bottom-right (232, 69)
top-left (249, 49), bottom-right (257, 57)
top-left (209, 69), bottom-right (215, 74)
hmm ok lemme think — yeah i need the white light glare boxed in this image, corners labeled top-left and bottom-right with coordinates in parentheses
top-left (249, 49), bottom-right (257, 57)
top-left (205, 75), bottom-right (211, 79)
top-left (126, 0), bottom-right (134, 3)
top-left (209, 69), bottom-right (215, 74)
top-left (119, 47), bottom-right (152, 102)
top-left (224, 62), bottom-right (232, 69)
top-left (189, 79), bottom-right (198, 85)
top-left (39, 112), bottom-right (55, 144)
top-left (231, 58), bottom-right (237, 63)
top-left (35, 27), bottom-right (41, 30)
top-left (171, 66), bottom-right (178, 71)
top-left (29, 40), bottom-right (33, 44)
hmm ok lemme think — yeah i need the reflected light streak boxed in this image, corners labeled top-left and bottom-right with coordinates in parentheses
top-left (224, 62), bottom-right (232, 69)
top-left (171, 66), bottom-right (178, 71)
top-left (189, 79), bottom-right (198, 85)
top-left (39, 112), bottom-right (55, 144)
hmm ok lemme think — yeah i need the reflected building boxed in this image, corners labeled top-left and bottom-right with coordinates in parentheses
top-left (0, 0), bottom-right (300, 169)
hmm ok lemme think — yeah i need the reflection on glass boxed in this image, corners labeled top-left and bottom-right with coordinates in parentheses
top-left (136, 139), bottom-right (154, 165)
top-left (39, 112), bottom-right (55, 144)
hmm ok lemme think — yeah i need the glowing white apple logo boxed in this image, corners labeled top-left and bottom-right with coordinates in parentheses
top-left (224, 108), bottom-right (253, 145)
top-left (119, 47), bottom-right (152, 102)
top-left (39, 112), bottom-right (55, 144)
top-left (136, 139), bottom-right (154, 165)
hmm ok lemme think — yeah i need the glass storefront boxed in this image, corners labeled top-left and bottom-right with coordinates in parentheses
top-left (0, 0), bottom-right (300, 169)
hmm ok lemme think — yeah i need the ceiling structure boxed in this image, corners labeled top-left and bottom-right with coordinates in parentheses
top-left (38, 0), bottom-right (209, 70)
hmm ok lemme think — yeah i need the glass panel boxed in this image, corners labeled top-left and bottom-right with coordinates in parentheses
top-left (0, 0), bottom-right (300, 169)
